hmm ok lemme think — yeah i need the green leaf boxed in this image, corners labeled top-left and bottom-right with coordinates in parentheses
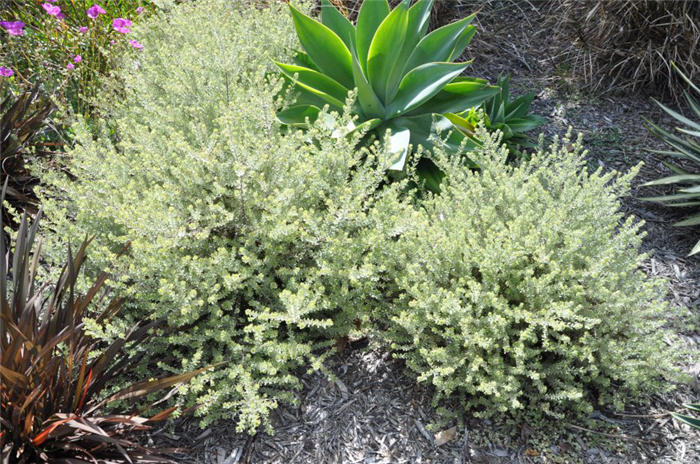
top-left (408, 78), bottom-right (498, 115)
top-left (449, 15), bottom-right (477, 60)
top-left (642, 174), bottom-right (700, 186)
top-left (416, 157), bottom-right (444, 193)
top-left (351, 51), bottom-right (385, 119)
top-left (367, 0), bottom-right (410, 103)
top-left (347, 118), bottom-right (382, 137)
top-left (690, 239), bottom-right (700, 256)
top-left (385, 0), bottom-right (435, 101)
top-left (653, 98), bottom-right (700, 132)
top-left (320, 0), bottom-right (356, 52)
top-left (506, 116), bottom-right (546, 133)
top-left (444, 112), bottom-right (475, 134)
top-left (275, 62), bottom-right (348, 110)
top-left (640, 193), bottom-right (700, 202)
top-left (277, 105), bottom-right (320, 126)
top-left (672, 412), bottom-right (700, 429)
top-left (685, 404), bottom-right (700, 413)
top-left (405, 15), bottom-right (476, 73)
top-left (388, 62), bottom-right (468, 117)
top-left (674, 213), bottom-right (700, 227)
top-left (289, 4), bottom-right (354, 89)
top-left (356, 0), bottom-right (390, 75)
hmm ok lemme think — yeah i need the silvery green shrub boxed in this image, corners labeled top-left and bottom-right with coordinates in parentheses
top-left (380, 129), bottom-right (682, 418)
top-left (38, 0), bottom-right (411, 432)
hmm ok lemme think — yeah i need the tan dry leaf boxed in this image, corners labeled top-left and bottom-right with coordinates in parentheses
top-left (434, 426), bottom-right (457, 446)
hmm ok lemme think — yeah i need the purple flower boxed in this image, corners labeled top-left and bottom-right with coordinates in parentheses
top-left (42, 3), bottom-right (61, 16)
top-left (129, 39), bottom-right (143, 49)
top-left (67, 63), bottom-right (75, 70)
top-left (57, 12), bottom-right (66, 20)
top-left (74, 55), bottom-right (82, 63)
top-left (0, 21), bottom-right (25, 36)
top-left (79, 26), bottom-right (88, 33)
top-left (0, 66), bottom-right (13, 77)
top-left (87, 4), bottom-right (106, 19)
top-left (136, 6), bottom-right (144, 14)
top-left (112, 18), bottom-right (131, 34)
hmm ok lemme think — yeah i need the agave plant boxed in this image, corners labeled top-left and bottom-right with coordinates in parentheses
top-left (277, 0), bottom-right (498, 191)
top-left (0, 184), bottom-right (208, 463)
top-left (641, 66), bottom-right (700, 255)
top-left (671, 403), bottom-right (700, 429)
top-left (0, 85), bottom-right (53, 221)
top-left (445, 74), bottom-right (546, 153)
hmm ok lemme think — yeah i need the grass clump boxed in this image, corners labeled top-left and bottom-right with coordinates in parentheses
top-left (379, 129), bottom-right (682, 420)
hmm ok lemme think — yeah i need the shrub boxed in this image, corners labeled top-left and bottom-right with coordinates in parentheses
top-left (546, 0), bottom-right (700, 99)
top-left (0, 188), bottom-right (204, 463)
top-left (279, 0), bottom-right (497, 192)
top-left (379, 129), bottom-right (681, 419)
top-left (641, 66), bottom-right (700, 256)
top-left (39, 0), bottom-right (410, 432)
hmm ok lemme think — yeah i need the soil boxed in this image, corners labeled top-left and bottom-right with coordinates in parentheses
top-left (151, 1), bottom-right (700, 462)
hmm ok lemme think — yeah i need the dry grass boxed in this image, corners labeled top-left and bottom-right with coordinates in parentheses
top-left (545, 0), bottom-right (700, 100)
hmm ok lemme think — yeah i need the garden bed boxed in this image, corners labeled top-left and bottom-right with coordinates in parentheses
top-left (148, 2), bottom-right (699, 463)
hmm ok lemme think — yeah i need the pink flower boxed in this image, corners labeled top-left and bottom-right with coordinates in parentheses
top-left (74, 55), bottom-right (82, 63)
top-left (112, 18), bottom-right (132, 34)
top-left (0, 66), bottom-right (13, 77)
top-left (57, 12), bottom-right (66, 20)
top-left (42, 3), bottom-right (61, 16)
top-left (87, 4), bottom-right (106, 19)
top-left (0, 21), bottom-right (25, 36)
top-left (67, 63), bottom-right (75, 70)
top-left (129, 39), bottom-right (143, 49)
top-left (79, 26), bottom-right (88, 33)
top-left (136, 6), bottom-right (144, 14)
top-left (109, 40), bottom-right (115, 45)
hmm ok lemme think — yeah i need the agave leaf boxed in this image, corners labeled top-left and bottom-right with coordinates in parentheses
top-left (506, 117), bottom-right (546, 133)
top-left (643, 174), bottom-right (700, 186)
top-left (388, 62), bottom-right (468, 118)
top-left (367, 0), bottom-right (410, 102)
top-left (355, 0), bottom-right (390, 75)
top-left (405, 15), bottom-right (476, 73)
top-left (449, 24), bottom-right (477, 61)
top-left (671, 412), bottom-right (700, 429)
top-left (385, 0), bottom-right (434, 101)
top-left (347, 118), bottom-right (382, 137)
top-left (383, 124), bottom-right (411, 172)
top-left (288, 4), bottom-right (354, 89)
top-left (277, 105), bottom-right (321, 126)
top-left (505, 94), bottom-right (536, 120)
top-left (416, 157), bottom-right (445, 193)
top-left (351, 51), bottom-right (385, 119)
top-left (320, 0), bottom-right (356, 52)
top-left (292, 50), bottom-right (319, 71)
top-left (275, 62), bottom-right (348, 110)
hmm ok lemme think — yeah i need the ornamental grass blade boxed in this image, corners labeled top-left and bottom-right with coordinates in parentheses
top-left (652, 98), bottom-right (700, 132)
top-left (685, 404), bottom-right (700, 413)
top-left (389, 62), bottom-right (468, 117)
top-left (674, 213), bottom-right (700, 227)
top-left (405, 14), bottom-right (476, 72)
top-left (672, 412), bottom-right (700, 429)
top-left (275, 62), bottom-right (348, 110)
top-left (320, 0), bottom-right (355, 52)
top-left (367, 0), bottom-right (409, 103)
top-left (356, 0), bottom-right (390, 75)
top-left (690, 240), bottom-right (700, 256)
top-left (288, 4), bottom-right (353, 89)
top-left (642, 174), bottom-right (700, 186)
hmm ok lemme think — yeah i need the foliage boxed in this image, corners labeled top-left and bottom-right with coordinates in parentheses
top-left (641, 66), bottom-right (700, 256)
top-left (451, 74), bottom-right (545, 153)
top-left (378, 129), bottom-right (681, 419)
top-left (278, 0), bottom-right (497, 192)
top-left (0, 85), bottom-right (53, 223)
top-left (672, 404), bottom-right (700, 430)
top-left (0, 185), bottom-right (206, 464)
top-left (546, 0), bottom-right (700, 100)
top-left (0, 1), bottom-right (150, 116)
top-left (39, 0), bottom-right (411, 432)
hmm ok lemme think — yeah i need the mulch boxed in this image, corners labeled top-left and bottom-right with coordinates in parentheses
top-left (149, 1), bottom-right (700, 462)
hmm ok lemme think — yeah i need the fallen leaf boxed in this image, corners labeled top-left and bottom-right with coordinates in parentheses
top-left (434, 426), bottom-right (457, 446)
top-left (524, 449), bottom-right (540, 457)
